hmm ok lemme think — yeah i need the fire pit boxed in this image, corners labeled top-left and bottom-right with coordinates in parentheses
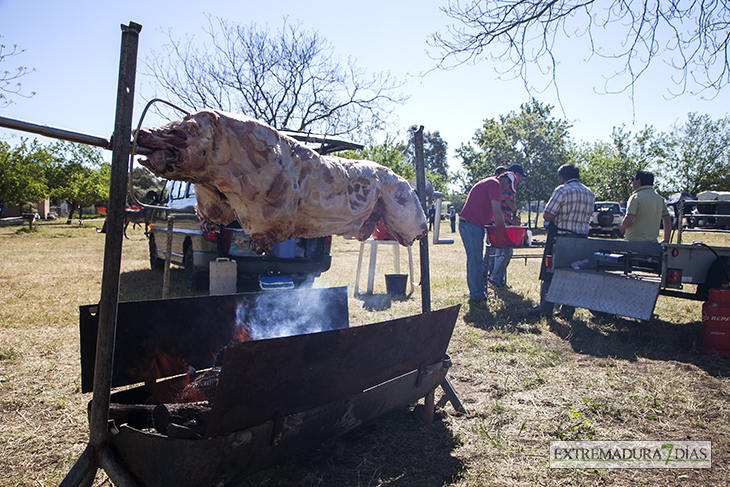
top-left (80, 287), bottom-right (459, 486)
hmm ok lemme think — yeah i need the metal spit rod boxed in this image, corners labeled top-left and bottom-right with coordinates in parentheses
top-left (0, 114), bottom-right (153, 155)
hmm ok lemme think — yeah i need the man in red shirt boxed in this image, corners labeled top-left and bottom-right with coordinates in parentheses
top-left (459, 173), bottom-right (514, 301)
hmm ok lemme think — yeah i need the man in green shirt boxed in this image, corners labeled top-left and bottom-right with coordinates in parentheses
top-left (620, 171), bottom-right (672, 243)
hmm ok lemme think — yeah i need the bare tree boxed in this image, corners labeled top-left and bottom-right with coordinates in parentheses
top-left (430, 1), bottom-right (730, 103)
top-left (144, 17), bottom-right (406, 137)
top-left (0, 38), bottom-right (36, 108)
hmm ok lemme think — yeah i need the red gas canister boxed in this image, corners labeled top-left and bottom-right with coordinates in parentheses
top-left (702, 288), bottom-right (730, 356)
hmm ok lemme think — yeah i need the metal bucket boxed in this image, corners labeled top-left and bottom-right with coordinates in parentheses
top-left (385, 274), bottom-right (408, 295)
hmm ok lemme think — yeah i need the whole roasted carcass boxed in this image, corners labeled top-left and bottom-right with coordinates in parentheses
top-left (135, 109), bottom-right (427, 253)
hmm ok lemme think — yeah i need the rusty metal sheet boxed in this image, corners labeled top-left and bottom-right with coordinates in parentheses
top-left (205, 305), bottom-right (460, 437)
top-left (80, 287), bottom-right (349, 392)
top-left (108, 359), bottom-right (451, 487)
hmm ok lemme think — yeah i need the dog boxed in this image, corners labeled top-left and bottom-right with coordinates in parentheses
top-left (97, 207), bottom-right (153, 239)
top-left (123, 207), bottom-right (152, 239)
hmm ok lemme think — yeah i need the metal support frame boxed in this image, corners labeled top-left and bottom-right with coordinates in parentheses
top-left (0, 22), bottom-right (466, 483)
top-left (411, 125), bottom-right (466, 416)
top-left (59, 21), bottom-right (142, 487)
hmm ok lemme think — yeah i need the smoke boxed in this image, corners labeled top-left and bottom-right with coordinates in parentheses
top-left (235, 289), bottom-right (343, 340)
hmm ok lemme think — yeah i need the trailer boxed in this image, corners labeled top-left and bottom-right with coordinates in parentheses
top-left (544, 236), bottom-right (730, 321)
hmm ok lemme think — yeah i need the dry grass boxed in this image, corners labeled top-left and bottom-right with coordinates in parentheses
top-left (1, 219), bottom-right (730, 486)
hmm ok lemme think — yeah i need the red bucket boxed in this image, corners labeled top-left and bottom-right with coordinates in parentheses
top-left (487, 226), bottom-right (527, 247)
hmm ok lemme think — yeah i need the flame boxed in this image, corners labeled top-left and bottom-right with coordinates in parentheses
top-left (232, 324), bottom-right (252, 343)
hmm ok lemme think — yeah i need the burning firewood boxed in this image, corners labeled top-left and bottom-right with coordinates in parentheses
top-left (178, 366), bottom-right (220, 403)
top-left (105, 401), bottom-right (212, 437)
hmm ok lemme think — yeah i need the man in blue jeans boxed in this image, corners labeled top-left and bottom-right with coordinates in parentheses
top-left (488, 164), bottom-right (527, 288)
top-left (459, 173), bottom-right (513, 302)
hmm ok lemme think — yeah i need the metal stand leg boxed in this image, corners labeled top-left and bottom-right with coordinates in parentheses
top-left (354, 242), bottom-right (366, 295)
top-left (424, 390), bottom-right (435, 424)
top-left (440, 378), bottom-right (467, 415)
top-left (367, 241), bottom-right (378, 293)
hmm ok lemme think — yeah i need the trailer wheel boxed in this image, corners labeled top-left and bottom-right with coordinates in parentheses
top-left (696, 256), bottom-right (730, 301)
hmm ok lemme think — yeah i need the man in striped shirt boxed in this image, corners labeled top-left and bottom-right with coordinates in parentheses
top-left (538, 164), bottom-right (595, 317)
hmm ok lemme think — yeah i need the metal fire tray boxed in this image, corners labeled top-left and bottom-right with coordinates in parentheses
top-left (103, 303), bottom-right (460, 487)
top-left (80, 287), bottom-right (349, 392)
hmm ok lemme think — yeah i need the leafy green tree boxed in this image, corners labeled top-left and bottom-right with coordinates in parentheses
top-left (457, 99), bottom-right (571, 226)
top-left (577, 125), bottom-right (660, 204)
top-left (405, 130), bottom-right (450, 192)
top-left (658, 113), bottom-right (730, 195)
top-left (339, 125), bottom-right (414, 181)
top-left (45, 142), bottom-right (109, 222)
top-left (130, 167), bottom-right (164, 205)
top-left (0, 140), bottom-right (49, 216)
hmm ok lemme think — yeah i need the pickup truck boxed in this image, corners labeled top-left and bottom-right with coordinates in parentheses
top-left (147, 180), bottom-right (332, 289)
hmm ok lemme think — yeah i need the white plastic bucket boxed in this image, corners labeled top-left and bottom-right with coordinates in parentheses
top-left (209, 258), bottom-right (237, 295)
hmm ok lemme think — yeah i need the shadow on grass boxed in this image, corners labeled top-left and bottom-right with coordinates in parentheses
top-left (463, 287), bottom-right (543, 334)
top-left (354, 291), bottom-right (419, 312)
top-left (548, 312), bottom-right (730, 377)
top-left (239, 403), bottom-right (464, 487)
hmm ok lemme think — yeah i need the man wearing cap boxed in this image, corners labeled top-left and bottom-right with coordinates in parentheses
top-left (620, 170), bottom-right (672, 243)
top-left (459, 172), bottom-right (514, 302)
top-left (487, 164), bottom-right (527, 288)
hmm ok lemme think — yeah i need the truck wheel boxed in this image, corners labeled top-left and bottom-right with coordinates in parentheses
top-left (148, 234), bottom-right (164, 270)
top-left (696, 257), bottom-right (730, 301)
top-left (184, 245), bottom-right (205, 290)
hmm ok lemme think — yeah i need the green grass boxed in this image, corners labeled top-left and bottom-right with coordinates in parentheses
top-left (1, 219), bottom-right (730, 486)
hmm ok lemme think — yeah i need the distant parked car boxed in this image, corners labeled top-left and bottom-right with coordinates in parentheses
top-left (147, 180), bottom-right (332, 289)
top-left (589, 202), bottom-right (624, 238)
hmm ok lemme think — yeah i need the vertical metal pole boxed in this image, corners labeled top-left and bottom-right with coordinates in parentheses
top-left (88, 21), bottom-right (142, 448)
top-left (60, 21), bottom-right (142, 487)
top-left (412, 126), bottom-right (431, 314)
top-left (412, 127), bottom-right (467, 416)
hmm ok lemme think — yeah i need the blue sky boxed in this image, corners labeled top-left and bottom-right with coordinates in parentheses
top-left (2, 0), bottom-right (729, 173)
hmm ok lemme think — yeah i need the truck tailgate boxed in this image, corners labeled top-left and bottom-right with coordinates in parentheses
top-left (546, 268), bottom-right (661, 321)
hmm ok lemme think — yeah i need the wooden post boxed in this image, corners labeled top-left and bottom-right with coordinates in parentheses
top-left (162, 215), bottom-right (174, 299)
